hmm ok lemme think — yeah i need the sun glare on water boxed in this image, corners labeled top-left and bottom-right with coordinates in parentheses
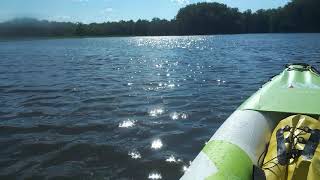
top-left (119, 119), bottom-right (136, 128)
top-left (149, 108), bottom-right (164, 117)
top-left (148, 172), bottom-right (162, 180)
top-left (151, 139), bottom-right (163, 150)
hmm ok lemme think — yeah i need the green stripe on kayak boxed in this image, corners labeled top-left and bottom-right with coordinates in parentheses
top-left (203, 141), bottom-right (252, 180)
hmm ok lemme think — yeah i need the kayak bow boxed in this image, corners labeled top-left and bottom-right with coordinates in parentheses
top-left (180, 64), bottom-right (320, 180)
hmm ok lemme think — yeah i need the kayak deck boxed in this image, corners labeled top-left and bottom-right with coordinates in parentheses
top-left (239, 64), bottom-right (320, 115)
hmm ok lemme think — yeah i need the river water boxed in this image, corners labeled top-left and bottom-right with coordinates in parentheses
top-left (0, 34), bottom-right (320, 180)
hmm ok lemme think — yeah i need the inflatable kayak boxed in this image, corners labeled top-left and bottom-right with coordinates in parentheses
top-left (180, 64), bottom-right (320, 180)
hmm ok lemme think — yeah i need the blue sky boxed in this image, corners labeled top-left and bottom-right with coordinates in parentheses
top-left (0, 0), bottom-right (291, 23)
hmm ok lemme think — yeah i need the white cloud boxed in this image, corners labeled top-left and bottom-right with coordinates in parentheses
top-left (105, 8), bottom-right (113, 12)
top-left (56, 15), bottom-right (71, 20)
top-left (46, 15), bottom-right (72, 22)
top-left (72, 0), bottom-right (89, 3)
top-left (100, 7), bottom-right (113, 15)
top-left (171, 0), bottom-right (190, 5)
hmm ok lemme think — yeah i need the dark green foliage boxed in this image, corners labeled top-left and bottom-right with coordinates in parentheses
top-left (176, 2), bottom-right (244, 34)
top-left (0, 0), bottom-right (319, 37)
top-left (0, 18), bottom-right (76, 37)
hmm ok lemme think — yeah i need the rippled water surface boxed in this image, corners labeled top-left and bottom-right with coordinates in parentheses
top-left (1, 34), bottom-right (320, 180)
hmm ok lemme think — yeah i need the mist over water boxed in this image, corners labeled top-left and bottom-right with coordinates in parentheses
top-left (0, 34), bottom-right (320, 179)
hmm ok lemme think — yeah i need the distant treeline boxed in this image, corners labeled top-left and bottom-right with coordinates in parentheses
top-left (0, 0), bottom-right (319, 37)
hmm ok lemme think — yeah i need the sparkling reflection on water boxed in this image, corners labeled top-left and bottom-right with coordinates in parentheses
top-left (0, 34), bottom-right (320, 179)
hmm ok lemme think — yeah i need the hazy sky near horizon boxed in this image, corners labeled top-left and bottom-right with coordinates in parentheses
top-left (0, 0), bottom-right (291, 23)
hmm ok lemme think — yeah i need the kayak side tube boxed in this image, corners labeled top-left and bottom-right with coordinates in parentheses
top-left (180, 110), bottom-right (286, 180)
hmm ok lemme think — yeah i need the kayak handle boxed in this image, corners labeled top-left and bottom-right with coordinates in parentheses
top-left (285, 63), bottom-right (320, 75)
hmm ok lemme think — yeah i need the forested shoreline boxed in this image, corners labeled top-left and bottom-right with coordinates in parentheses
top-left (0, 0), bottom-right (319, 37)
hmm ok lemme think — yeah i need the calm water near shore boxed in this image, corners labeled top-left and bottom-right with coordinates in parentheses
top-left (0, 34), bottom-right (320, 179)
